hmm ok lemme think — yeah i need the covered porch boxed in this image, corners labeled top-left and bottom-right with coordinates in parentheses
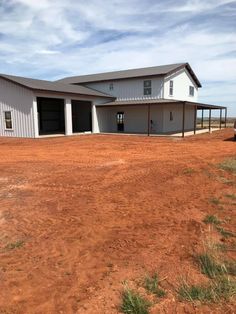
top-left (96, 99), bottom-right (227, 137)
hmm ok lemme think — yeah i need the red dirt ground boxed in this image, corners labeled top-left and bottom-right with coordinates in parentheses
top-left (0, 129), bottom-right (235, 314)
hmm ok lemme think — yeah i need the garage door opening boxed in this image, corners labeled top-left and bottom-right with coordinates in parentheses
top-left (72, 100), bottom-right (92, 133)
top-left (37, 97), bottom-right (65, 135)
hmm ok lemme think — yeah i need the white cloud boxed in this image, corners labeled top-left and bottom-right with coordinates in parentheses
top-left (0, 0), bottom-right (235, 115)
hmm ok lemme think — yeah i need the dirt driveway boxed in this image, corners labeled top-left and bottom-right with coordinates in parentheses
top-left (0, 130), bottom-right (235, 313)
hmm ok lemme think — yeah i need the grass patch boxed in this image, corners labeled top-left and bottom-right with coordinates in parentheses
top-left (121, 288), bottom-right (151, 314)
top-left (225, 194), bottom-right (236, 200)
top-left (143, 273), bottom-right (166, 298)
top-left (216, 226), bottom-right (235, 238)
top-left (178, 277), bottom-right (236, 303)
top-left (5, 240), bottom-right (24, 250)
top-left (178, 281), bottom-right (214, 303)
top-left (217, 177), bottom-right (234, 185)
top-left (212, 276), bottom-right (236, 301)
top-left (209, 197), bottom-right (221, 205)
top-left (203, 215), bottom-right (221, 225)
top-left (215, 242), bottom-right (236, 252)
top-left (196, 253), bottom-right (227, 279)
top-left (224, 261), bottom-right (236, 276)
top-left (183, 168), bottom-right (195, 175)
top-left (219, 158), bottom-right (236, 174)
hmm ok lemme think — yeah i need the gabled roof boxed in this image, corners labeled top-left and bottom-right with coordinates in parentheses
top-left (0, 74), bottom-right (113, 98)
top-left (56, 63), bottom-right (202, 87)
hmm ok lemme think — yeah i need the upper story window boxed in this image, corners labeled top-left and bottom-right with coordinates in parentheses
top-left (169, 80), bottom-right (173, 96)
top-left (4, 111), bottom-right (13, 129)
top-left (189, 86), bottom-right (194, 96)
top-left (109, 83), bottom-right (114, 91)
top-left (144, 80), bottom-right (152, 96)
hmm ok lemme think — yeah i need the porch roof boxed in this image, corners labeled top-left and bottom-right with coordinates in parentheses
top-left (96, 98), bottom-right (227, 110)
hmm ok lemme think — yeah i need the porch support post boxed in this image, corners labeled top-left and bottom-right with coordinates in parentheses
top-left (201, 109), bottom-right (204, 129)
top-left (32, 96), bottom-right (39, 138)
top-left (194, 105), bottom-right (197, 134)
top-left (209, 109), bottom-right (211, 132)
top-left (224, 108), bottom-right (227, 128)
top-left (220, 109), bottom-right (222, 129)
top-left (182, 102), bottom-right (186, 138)
top-left (147, 104), bottom-right (151, 136)
top-left (64, 98), bottom-right (73, 136)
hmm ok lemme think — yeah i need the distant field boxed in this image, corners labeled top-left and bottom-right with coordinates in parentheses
top-left (197, 117), bottom-right (235, 128)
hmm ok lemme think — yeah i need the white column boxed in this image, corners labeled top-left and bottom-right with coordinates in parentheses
top-left (92, 102), bottom-right (99, 133)
top-left (64, 98), bottom-right (73, 136)
top-left (32, 96), bottom-right (39, 138)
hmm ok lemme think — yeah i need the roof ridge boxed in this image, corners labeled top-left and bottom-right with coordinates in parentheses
top-left (60, 63), bottom-right (186, 79)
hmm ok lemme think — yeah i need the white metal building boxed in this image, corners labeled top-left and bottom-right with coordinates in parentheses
top-left (0, 63), bottom-right (227, 138)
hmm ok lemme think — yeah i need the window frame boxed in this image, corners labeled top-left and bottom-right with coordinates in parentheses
top-left (169, 80), bottom-right (174, 96)
top-left (143, 80), bottom-right (152, 96)
top-left (189, 86), bottom-right (194, 97)
top-left (109, 83), bottom-right (114, 91)
top-left (4, 111), bottom-right (13, 130)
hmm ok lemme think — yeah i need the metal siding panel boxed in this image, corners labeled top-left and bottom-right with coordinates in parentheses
top-left (0, 78), bottom-right (34, 138)
top-left (85, 77), bottom-right (164, 100)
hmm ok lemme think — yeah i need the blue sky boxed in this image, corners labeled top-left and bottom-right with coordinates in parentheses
top-left (0, 0), bottom-right (236, 116)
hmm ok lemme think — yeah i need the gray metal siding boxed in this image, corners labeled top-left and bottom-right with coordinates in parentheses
top-left (97, 105), bottom-right (164, 134)
top-left (0, 78), bottom-right (35, 138)
top-left (84, 77), bottom-right (164, 100)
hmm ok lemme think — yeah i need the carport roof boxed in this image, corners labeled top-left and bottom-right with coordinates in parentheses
top-left (96, 98), bottom-right (226, 109)
top-left (0, 73), bottom-right (113, 98)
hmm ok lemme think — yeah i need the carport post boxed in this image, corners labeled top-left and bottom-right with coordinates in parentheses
top-left (32, 96), bottom-right (39, 138)
top-left (64, 98), bottom-right (73, 136)
top-left (91, 103), bottom-right (99, 133)
top-left (182, 102), bottom-right (186, 138)
top-left (201, 109), bottom-right (204, 129)
top-left (147, 104), bottom-right (151, 136)
top-left (224, 108), bottom-right (227, 128)
top-left (209, 109), bottom-right (211, 132)
top-left (194, 105), bottom-right (197, 134)
top-left (220, 109), bottom-right (222, 129)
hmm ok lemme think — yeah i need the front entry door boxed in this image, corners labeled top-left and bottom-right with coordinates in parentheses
top-left (117, 112), bottom-right (124, 132)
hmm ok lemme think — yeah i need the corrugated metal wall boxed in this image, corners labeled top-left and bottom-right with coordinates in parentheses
top-left (84, 77), bottom-right (164, 100)
top-left (96, 104), bottom-right (195, 134)
top-left (0, 78), bottom-right (35, 138)
top-left (96, 105), bottom-right (164, 134)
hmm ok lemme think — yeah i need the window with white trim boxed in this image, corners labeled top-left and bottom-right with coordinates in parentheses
top-left (144, 80), bottom-right (152, 95)
top-left (169, 80), bottom-right (173, 96)
top-left (4, 111), bottom-right (13, 129)
top-left (189, 86), bottom-right (194, 96)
